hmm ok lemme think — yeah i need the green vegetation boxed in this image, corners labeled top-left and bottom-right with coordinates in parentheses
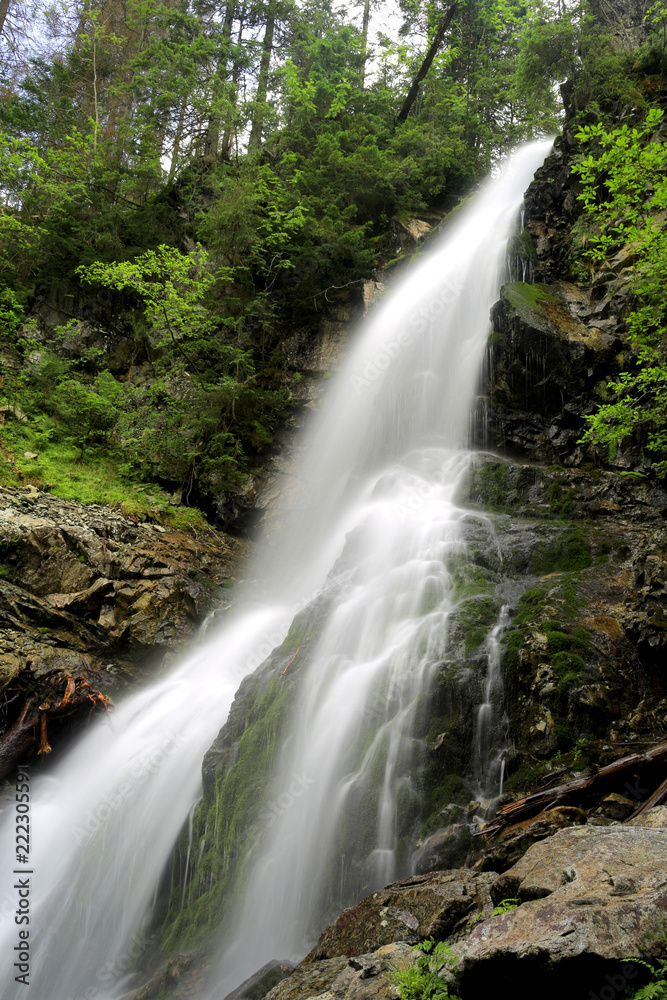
top-left (626, 940), bottom-right (667, 998)
top-left (0, 0), bottom-right (568, 522)
top-left (490, 898), bottom-right (520, 917)
top-left (456, 597), bottom-right (501, 657)
top-left (572, 107), bottom-right (667, 476)
top-left (163, 668), bottom-right (294, 949)
top-left (394, 938), bottom-right (460, 1000)
top-left (531, 528), bottom-right (593, 574)
top-left (504, 758), bottom-right (549, 792)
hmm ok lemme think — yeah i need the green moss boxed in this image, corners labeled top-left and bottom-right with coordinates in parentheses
top-left (551, 651), bottom-right (586, 678)
top-left (504, 759), bottom-right (549, 792)
top-left (531, 528), bottom-right (593, 574)
top-left (455, 596), bottom-right (501, 656)
top-left (467, 461), bottom-right (514, 513)
top-left (561, 581), bottom-right (579, 620)
top-left (503, 281), bottom-right (559, 321)
top-left (513, 585), bottom-right (548, 628)
top-left (553, 721), bottom-right (574, 752)
top-left (421, 773), bottom-right (470, 833)
top-left (162, 670), bottom-right (294, 950)
top-left (504, 630), bottom-right (526, 673)
top-left (448, 558), bottom-right (489, 601)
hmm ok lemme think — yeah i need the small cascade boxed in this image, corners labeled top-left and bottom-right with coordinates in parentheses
top-left (473, 606), bottom-right (512, 796)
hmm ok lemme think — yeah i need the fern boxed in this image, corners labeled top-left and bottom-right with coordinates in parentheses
top-left (490, 898), bottom-right (520, 918)
top-left (393, 938), bottom-right (460, 1000)
top-left (626, 929), bottom-right (667, 998)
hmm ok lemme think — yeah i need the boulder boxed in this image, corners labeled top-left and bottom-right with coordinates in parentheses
top-left (303, 870), bottom-right (496, 962)
top-left (222, 960), bottom-right (295, 1000)
top-left (267, 944), bottom-right (416, 1000)
top-left (458, 825), bottom-right (667, 997)
top-left (412, 825), bottom-right (473, 876)
top-left (476, 806), bottom-right (588, 873)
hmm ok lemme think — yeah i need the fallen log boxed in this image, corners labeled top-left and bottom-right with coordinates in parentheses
top-left (479, 740), bottom-right (667, 839)
top-left (627, 773), bottom-right (667, 821)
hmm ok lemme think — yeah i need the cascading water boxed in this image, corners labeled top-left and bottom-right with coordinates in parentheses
top-left (0, 139), bottom-right (552, 1000)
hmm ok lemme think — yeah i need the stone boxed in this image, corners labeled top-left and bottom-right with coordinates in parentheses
top-left (412, 824), bottom-right (473, 875)
top-left (302, 870), bottom-right (497, 962)
top-left (628, 805), bottom-right (667, 828)
top-left (222, 960), bottom-right (295, 1000)
top-left (459, 825), bottom-right (667, 997)
top-left (0, 404), bottom-right (27, 422)
top-left (477, 807), bottom-right (588, 873)
top-left (0, 485), bottom-right (247, 750)
top-left (266, 944), bottom-right (417, 1000)
top-left (596, 793), bottom-right (636, 821)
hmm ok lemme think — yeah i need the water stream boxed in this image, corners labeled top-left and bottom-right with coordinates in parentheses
top-left (0, 139), bottom-right (552, 1000)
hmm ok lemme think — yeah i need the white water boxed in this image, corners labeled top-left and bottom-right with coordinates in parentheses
top-left (474, 605), bottom-right (512, 794)
top-left (0, 139), bottom-right (551, 1000)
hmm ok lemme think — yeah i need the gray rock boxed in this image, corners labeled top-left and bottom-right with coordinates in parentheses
top-left (458, 825), bottom-right (667, 996)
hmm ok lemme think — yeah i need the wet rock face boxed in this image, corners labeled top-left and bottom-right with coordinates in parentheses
top-left (485, 279), bottom-right (626, 467)
top-left (484, 125), bottom-right (655, 473)
top-left (459, 455), bottom-right (667, 768)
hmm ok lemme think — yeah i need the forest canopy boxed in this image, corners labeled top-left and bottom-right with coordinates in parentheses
top-left (0, 0), bottom-right (665, 518)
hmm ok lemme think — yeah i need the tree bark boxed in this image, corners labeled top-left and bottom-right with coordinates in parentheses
top-left (360, 0), bottom-right (370, 87)
top-left (221, 6), bottom-right (246, 160)
top-left (0, 0), bottom-right (12, 37)
top-left (397, 4), bottom-right (457, 124)
top-left (203, 0), bottom-right (236, 163)
top-left (248, 0), bottom-right (276, 151)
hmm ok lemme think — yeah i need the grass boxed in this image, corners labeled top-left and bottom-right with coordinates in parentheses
top-left (0, 418), bottom-right (207, 532)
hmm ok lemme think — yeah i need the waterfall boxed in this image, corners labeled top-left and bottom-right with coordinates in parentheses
top-left (0, 139), bottom-right (552, 1000)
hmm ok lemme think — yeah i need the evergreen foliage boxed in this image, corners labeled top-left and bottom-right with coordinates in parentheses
top-left (0, 0), bottom-right (571, 518)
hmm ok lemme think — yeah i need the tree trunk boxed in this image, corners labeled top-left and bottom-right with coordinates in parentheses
top-left (0, 0), bottom-right (11, 37)
top-left (203, 0), bottom-right (236, 163)
top-left (360, 0), bottom-right (370, 87)
top-left (397, 4), bottom-right (457, 125)
top-left (221, 6), bottom-right (246, 160)
top-left (480, 740), bottom-right (667, 840)
top-left (248, 0), bottom-right (276, 151)
top-left (168, 94), bottom-right (188, 181)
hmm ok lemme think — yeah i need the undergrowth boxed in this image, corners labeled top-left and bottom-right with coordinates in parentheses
top-left (0, 415), bottom-right (206, 531)
top-left (393, 939), bottom-right (460, 1000)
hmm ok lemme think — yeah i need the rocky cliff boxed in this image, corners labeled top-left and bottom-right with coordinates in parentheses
top-left (0, 485), bottom-right (247, 775)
